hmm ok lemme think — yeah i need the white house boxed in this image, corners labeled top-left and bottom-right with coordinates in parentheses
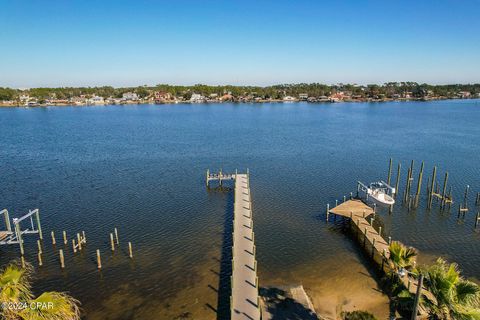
top-left (122, 92), bottom-right (139, 101)
top-left (87, 96), bottom-right (105, 105)
top-left (190, 93), bottom-right (205, 103)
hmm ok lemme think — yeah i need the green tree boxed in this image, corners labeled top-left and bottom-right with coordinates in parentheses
top-left (0, 261), bottom-right (81, 320)
top-left (420, 258), bottom-right (480, 320)
top-left (388, 241), bottom-right (418, 274)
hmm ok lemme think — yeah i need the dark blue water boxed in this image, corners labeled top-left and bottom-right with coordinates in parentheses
top-left (1, 101), bottom-right (479, 319)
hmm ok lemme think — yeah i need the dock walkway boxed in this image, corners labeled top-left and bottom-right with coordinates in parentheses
top-left (328, 199), bottom-right (436, 313)
top-left (231, 174), bottom-right (260, 320)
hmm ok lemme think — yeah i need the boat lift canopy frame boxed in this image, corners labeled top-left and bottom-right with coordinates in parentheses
top-left (0, 209), bottom-right (43, 255)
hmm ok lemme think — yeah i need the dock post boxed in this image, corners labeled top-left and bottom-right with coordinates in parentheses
top-left (77, 233), bottom-right (82, 250)
top-left (388, 236), bottom-right (392, 245)
top-left (59, 249), bottom-right (65, 268)
top-left (35, 209), bottom-right (43, 240)
top-left (96, 249), bottom-right (102, 269)
top-left (428, 166), bottom-right (437, 209)
top-left (357, 182), bottom-right (360, 197)
top-left (387, 158), bottom-right (393, 185)
top-left (51, 231), bottom-right (56, 245)
top-left (394, 163), bottom-right (401, 199)
top-left (38, 252), bottom-right (43, 266)
top-left (326, 204), bottom-right (330, 222)
top-left (63, 230), bottom-right (67, 244)
top-left (335, 199), bottom-right (338, 207)
top-left (15, 222), bottom-right (24, 255)
top-left (379, 226), bottom-right (382, 237)
top-left (441, 172), bottom-right (449, 207)
top-left (128, 242), bottom-right (133, 258)
top-left (372, 238), bottom-right (376, 258)
top-left (82, 231), bottom-right (86, 243)
top-left (463, 185), bottom-right (470, 209)
top-left (114, 228), bottom-right (119, 244)
top-left (343, 195), bottom-right (346, 203)
top-left (414, 161), bottom-right (424, 207)
top-left (110, 233), bottom-right (115, 251)
top-left (72, 239), bottom-right (77, 253)
top-left (476, 192), bottom-right (480, 206)
top-left (37, 240), bottom-right (42, 254)
top-left (21, 256), bottom-right (26, 269)
top-left (350, 192), bottom-right (353, 200)
top-left (475, 212), bottom-right (479, 229)
top-left (404, 167), bottom-right (411, 203)
top-left (363, 228), bottom-right (368, 247)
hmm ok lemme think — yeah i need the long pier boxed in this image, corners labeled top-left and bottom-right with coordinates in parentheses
top-left (328, 199), bottom-right (437, 316)
top-left (207, 171), bottom-right (260, 320)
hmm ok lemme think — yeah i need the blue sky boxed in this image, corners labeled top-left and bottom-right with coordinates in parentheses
top-left (1, 0), bottom-right (479, 87)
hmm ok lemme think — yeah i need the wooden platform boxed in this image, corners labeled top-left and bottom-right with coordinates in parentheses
top-left (231, 174), bottom-right (260, 320)
top-left (328, 199), bottom-right (437, 312)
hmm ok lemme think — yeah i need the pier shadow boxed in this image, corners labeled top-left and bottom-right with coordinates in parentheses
top-left (260, 287), bottom-right (319, 320)
top-left (214, 191), bottom-right (234, 320)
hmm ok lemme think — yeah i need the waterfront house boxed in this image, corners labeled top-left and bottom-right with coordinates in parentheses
top-left (299, 93), bottom-right (308, 101)
top-left (190, 93), bottom-right (205, 103)
top-left (86, 96), bottom-right (105, 105)
top-left (154, 92), bottom-right (172, 103)
top-left (122, 92), bottom-right (139, 101)
top-left (283, 96), bottom-right (297, 102)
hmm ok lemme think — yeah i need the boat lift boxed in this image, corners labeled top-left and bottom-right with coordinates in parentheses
top-left (0, 209), bottom-right (43, 255)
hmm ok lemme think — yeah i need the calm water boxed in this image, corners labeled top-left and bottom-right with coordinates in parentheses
top-left (1, 101), bottom-right (479, 319)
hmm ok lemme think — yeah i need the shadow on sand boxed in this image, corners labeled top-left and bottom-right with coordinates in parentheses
top-left (260, 287), bottom-right (319, 320)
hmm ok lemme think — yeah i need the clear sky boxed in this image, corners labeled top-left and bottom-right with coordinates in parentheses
top-left (1, 0), bottom-right (479, 88)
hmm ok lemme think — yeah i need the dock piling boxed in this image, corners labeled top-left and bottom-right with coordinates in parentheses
top-left (110, 233), bottom-right (115, 251)
top-left (114, 228), bottom-right (119, 245)
top-left (59, 249), bottom-right (65, 268)
top-left (38, 252), bottom-right (43, 266)
top-left (96, 249), bottom-right (102, 269)
top-left (394, 163), bottom-right (401, 199)
top-left (63, 230), bottom-right (67, 244)
top-left (387, 158), bottom-right (393, 185)
top-left (128, 242), bottom-right (133, 258)
top-left (51, 231), bottom-right (56, 245)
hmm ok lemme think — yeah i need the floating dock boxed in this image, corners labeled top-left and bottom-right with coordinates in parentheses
top-left (207, 171), bottom-right (260, 320)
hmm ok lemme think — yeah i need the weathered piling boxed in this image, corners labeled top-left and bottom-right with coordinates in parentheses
top-left (59, 249), bottom-right (65, 268)
top-left (63, 230), bottom-right (67, 244)
top-left (72, 239), bottom-right (77, 253)
top-left (394, 163), bottom-right (401, 199)
top-left (428, 166), bottom-right (437, 209)
top-left (441, 172), bottom-right (449, 207)
top-left (38, 252), bottom-right (43, 266)
top-left (37, 240), bottom-right (42, 254)
top-left (475, 211), bottom-right (480, 229)
top-left (387, 158), bottom-right (393, 185)
top-left (96, 249), bottom-right (102, 269)
top-left (114, 228), bottom-right (119, 245)
top-left (414, 161), bottom-right (424, 207)
top-left (110, 233), bottom-right (115, 251)
top-left (326, 204), bottom-right (330, 222)
top-left (77, 233), bottom-right (82, 250)
top-left (128, 242), bottom-right (133, 258)
top-left (51, 231), bottom-right (56, 245)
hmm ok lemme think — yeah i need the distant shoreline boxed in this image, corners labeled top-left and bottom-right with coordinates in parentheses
top-left (1, 97), bottom-right (479, 108)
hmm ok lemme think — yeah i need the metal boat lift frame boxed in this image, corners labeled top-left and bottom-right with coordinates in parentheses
top-left (0, 209), bottom-right (43, 255)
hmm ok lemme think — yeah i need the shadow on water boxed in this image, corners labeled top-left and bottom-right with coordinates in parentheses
top-left (260, 287), bottom-right (319, 320)
top-left (208, 183), bottom-right (234, 320)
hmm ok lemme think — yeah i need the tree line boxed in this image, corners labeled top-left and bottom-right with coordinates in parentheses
top-left (1, 82), bottom-right (480, 101)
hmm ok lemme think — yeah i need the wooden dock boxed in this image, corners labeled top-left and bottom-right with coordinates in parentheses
top-left (328, 199), bottom-right (437, 314)
top-left (231, 173), bottom-right (260, 320)
top-left (207, 170), bottom-right (260, 320)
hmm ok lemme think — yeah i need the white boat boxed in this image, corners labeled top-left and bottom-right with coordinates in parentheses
top-left (358, 181), bottom-right (395, 206)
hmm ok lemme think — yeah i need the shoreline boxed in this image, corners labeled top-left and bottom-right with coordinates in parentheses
top-left (1, 97), bottom-right (479, 108)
